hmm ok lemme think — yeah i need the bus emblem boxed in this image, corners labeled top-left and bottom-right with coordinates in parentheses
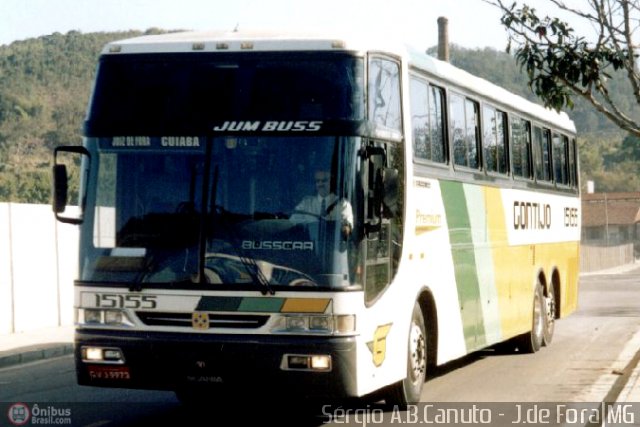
top-left (367, 323), bottom-right (393, 367)
top-left (192, 312), bottom-right (210, 330)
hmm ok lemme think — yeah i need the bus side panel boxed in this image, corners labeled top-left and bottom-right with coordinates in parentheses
top-left (464, 184), bottom-right (502, 346)
top-left (440, 181), bottom-right (487, 352)
top-left (411, 178), bottom-right (468, 365)
top-left (499, 189), bottom-right (581, 327)
top-left (485, 186), bottom-right (534, 340)
top-left (564, 242), bottom-right (580, 316)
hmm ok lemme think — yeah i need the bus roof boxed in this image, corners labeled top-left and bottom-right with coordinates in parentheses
top-left (102, 30), bottom-right (576, 134)
top-left (102, 29), bottom-right (401, 54)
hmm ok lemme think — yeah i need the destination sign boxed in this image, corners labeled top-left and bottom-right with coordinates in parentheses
top-left (99, 136), bottom-right (204, 151)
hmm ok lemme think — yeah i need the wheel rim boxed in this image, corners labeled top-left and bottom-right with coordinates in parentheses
top-left (545, 288), bottom-right (555, 334)
top-left (408, 322), bottom-right (426, 383)
top-left (533, 288), bottom-right (544, 339)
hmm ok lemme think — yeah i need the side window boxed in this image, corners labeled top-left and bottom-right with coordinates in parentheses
top-left (511, 117), bottom-right (532, 179)
top-left (533, 126), bottom-right (552, 182)
top-left (482, 105), bottom-right (508, 174)
top-left (450, 92), bottom-right (480, 169)
top-left (552, 133), bottom-right (569, 185)
top-left (428, 85), bottom-right (446, 163)
top-left (368, 57), bottom-right (402, 133)
top-left (409, 76), bottom-right (446, 163)
top-left (450, 93), bottom-right (466, 166)
top-left (410, 77), bottom-right (429, 159)
top-left (568, 138), bottom-right (578, 188)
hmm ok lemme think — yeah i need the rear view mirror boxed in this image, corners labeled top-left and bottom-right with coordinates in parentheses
top-left (52, 146), bottom-right (90, 224)
top-left (52, 164), bottom-right (68, 214)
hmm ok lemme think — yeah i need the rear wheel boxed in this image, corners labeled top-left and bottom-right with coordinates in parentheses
top-left (543, 282), bottom-right (556, 346)
top-left (386, 302), bottom-right (426, 408)
top-left (517, 280), bottom-right (545, 353)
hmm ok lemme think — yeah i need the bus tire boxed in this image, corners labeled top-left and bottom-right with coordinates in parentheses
top-left (517, 280), bottom-right (545, 353)
top-left (543, 281), bottom-right (556, 346)
top-left (385, 302), bottom-right (426, 408)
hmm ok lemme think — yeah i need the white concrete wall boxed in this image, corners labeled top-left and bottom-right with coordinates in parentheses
top-left (0, 203), bottom-right (78, 334)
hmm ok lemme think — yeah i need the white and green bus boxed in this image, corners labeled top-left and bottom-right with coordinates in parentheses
top-left (52, 30), bottom-right (580, 405)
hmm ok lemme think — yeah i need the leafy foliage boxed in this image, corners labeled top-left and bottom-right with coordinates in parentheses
top-left (488, 0), bottom-right (640, 137)
top-left (0, 30), bottom-right (146, 203)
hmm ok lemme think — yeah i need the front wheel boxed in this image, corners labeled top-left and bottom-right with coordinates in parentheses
top-left (385, 303), bottom-right (427, 408)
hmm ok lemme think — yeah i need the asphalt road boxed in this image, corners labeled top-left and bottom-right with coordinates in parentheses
top-left (1, 268), bottom-right (640, 426)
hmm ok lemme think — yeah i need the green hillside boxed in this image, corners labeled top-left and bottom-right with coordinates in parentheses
top-left (0, 31), bottom-right (638, 203)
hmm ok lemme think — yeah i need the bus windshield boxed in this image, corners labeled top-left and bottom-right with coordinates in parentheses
top-left (83, 136), bottom-right (363, 290)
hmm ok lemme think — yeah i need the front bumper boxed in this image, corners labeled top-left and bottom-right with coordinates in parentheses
top-left (75, 328), bottom-right (358, 399)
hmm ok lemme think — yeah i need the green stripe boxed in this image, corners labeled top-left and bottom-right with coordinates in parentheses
top-left (441, 181), bottom-right (486, 351)
top-left (464, 185), bottom-right (501, 345)
top-left (196, 296), bottom-right (242, 311)
top-left (196, 296), bottom-right (285, 312)
top-left (239, 297), bottom-right (285, 312)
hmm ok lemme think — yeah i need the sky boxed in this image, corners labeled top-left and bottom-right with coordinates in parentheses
top-left (0, 0), bottom-right (517, 50)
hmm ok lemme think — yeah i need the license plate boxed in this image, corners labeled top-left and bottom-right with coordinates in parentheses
top-left (88, 365), bottom-right (131, 381)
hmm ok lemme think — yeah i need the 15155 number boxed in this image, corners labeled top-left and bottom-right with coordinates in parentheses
top-left (92, 293), bottom-right (157, 309)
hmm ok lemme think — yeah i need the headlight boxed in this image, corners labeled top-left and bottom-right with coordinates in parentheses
top-left (83, 309), bottom-right (103, 324)
top-left (272, 314), bottom-right (355, 335)
top-left (81, 346), bottom-right (125, 364)
top-left (76, 308), bottom-right (135, 327)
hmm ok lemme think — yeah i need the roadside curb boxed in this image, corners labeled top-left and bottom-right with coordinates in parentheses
top-left (580, 262), bottom-right (640, 277)
top-left (0, 343), bottom-right (74, 369)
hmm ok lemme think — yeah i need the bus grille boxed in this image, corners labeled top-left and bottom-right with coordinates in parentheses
top-left (136, 311), bottom-right (269, 329)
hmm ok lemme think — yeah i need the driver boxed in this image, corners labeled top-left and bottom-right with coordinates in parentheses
top-left (290, 169), bottom-right (353, 237)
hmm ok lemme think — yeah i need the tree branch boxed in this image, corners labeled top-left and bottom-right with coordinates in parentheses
top-left (486, 0), bottom-right (640, 136)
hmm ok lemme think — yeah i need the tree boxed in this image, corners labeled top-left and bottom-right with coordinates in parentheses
top-left (486, 0), bottom-right (640, 136)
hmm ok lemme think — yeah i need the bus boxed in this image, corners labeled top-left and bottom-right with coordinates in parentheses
top-left (52, 30), bottom-right (580, 406)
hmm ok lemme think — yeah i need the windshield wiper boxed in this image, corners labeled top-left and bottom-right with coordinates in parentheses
top-left (236, 254), bottom-right (275, 295)
top-left (199, 154), bottom-right (274, 294)
top-left (129, 254), bottom-right (155, 292)
top-left (197, 143), bottom-right (214, 286)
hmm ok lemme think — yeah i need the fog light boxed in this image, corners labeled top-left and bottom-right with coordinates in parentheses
top-left (82, 346), bottom-right (125, 364)
top-left (103, 349), bottom-right (123, 361)
top-left (281, 354), bottom-right (332, 371)
top-left (288, 355), bottom-right (309, 369)
top-left (310, 355), bottom-right (331, 371)
top-left (84, 347), bottom-right (103, 361)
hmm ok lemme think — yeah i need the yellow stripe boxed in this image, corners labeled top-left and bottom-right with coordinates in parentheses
top-left (280, 298), bottom-right (331, 313)
top-left (484, 187), bottom-right (523, 339)
top-left (485, 188), bottom-right (580, 340)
